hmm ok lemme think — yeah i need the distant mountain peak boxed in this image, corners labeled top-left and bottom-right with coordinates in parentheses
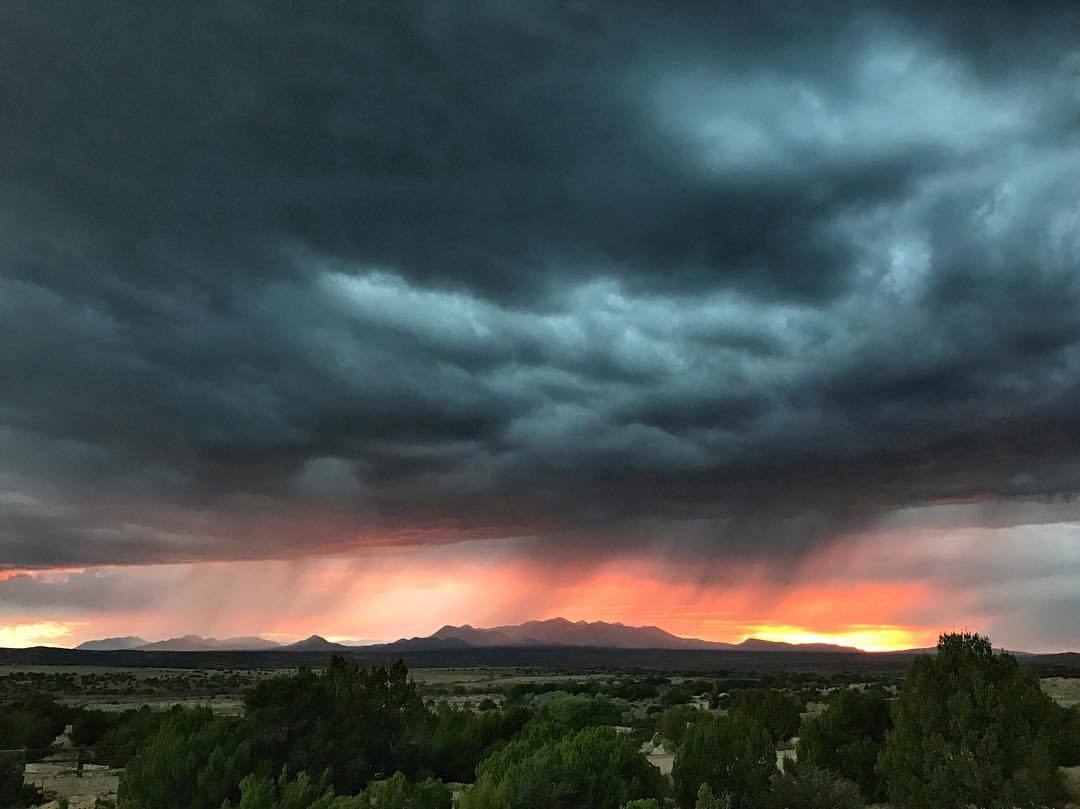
top-left (285, 634), bottom-right (349, 651)
top-left (77, 620), bottom-right (864, 655)
top-left (72, 634), bottom-right (283, 652)
top-left (75, 636), bottom-right (147, 651)
top-left (382, 617), bottom-right (864, 653)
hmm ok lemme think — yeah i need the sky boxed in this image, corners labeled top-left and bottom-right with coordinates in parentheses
top-left (1, 2), bottom-right (1079, 651)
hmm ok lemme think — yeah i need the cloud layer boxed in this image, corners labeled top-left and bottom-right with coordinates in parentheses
top-left (1, 2), bottom-right (1079, 648)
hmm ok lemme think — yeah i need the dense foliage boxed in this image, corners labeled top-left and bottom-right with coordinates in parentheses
top-left (0, 693), bottom-right (68, 751)
top-left (116, 658), bottom-right (524, 808)
top-left (226, 770), bottom-right (451, 809)
top-left (693, 784), bottom-right (729, 809)
top-left (243, 658), bottom-right (426, 795)
top-left (117, 707), bottom-right (253, 809)
top-left (622, 800), bottom-right (662, 809)
top-left (535, 695), bottom-right (627, 733)
top-left (421, 702), bottom-right (531, 782)
top-left (728, 688), bottom-right (803, 743)
top-left (3, 636), bottom-right (1077, 809)
top-left (672, 712), bottom-right (774, 809)
top-left (766, 763), bottom-right (862, 809)
top-left (655, 704), bottom-right (701, 746)
top-left (796, 685), bottom-right (892, 800)
top-left (0, 693), bottom-right (68, 808)
top-left (879, 632), bottom-right (1068, 809)
top-left (463, 725), bottom-right (665, 809)
top-left (0, 752), bottom-right (43, 809)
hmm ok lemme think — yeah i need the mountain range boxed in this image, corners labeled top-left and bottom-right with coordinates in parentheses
top-left (75, 633), bottom-right (354, 652)
top-left (383, 618), bottom-right (861, 653)
top-left (76, 618), bottom-right (861, 653)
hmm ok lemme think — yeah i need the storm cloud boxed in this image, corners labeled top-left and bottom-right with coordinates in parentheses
top-left (3, 1), bottom-right (1080, 573)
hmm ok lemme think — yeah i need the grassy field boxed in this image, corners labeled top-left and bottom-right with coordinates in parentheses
top-left (1045, 677), bottom-right (1080, 708)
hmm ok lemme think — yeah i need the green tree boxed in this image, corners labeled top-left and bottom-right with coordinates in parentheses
top-left (71, 709), bottom-right (112, 746)
top-left (117, 707), bottom-right (252, 809)
top-left (1048, 702), bottom-right (1080, 767)
top-left (796, 686), bottom-right (890, 800)
top-left (538, 695), bottom-right (626, 732)
top-left (364, 772), bottom-right (452, 809)
top-left (672, 712), bottom-right (773, 809)
top-left (0, 696), bottom-right (63, 808)
top-left (230, 770), bottom-right (348, 809)
top-left (694, 784), bottom-right (730, 809)
top-left (0, 752), bottom-right (44, 809)
top-left (93, 706), bottom-right (167, 767)
top-left (420, 702), bottom-right (530, 782)
top-left (879, 632), bottom-right (1065, 809)
top-left (463, 725), bottom-right (665, 809)
top-left (766, 763), bottom-right (862, 809)
top-left (0, 693), bottom-right (69, 751)
top-left (656, 705), bottom-right (701, 747)
top-left (229, 769), bottom-right (449, 809)
top-left (243, 657), bottom-right (427, 795)
top-left (730, 689), bottom-right (802, 743)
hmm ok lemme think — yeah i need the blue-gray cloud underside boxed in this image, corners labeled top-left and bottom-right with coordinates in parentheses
top-left (2, 2), bottom-right (1080, 569)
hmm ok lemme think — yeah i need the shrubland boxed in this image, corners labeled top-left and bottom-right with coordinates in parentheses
top-left (0, 633), bottom-right (1076, 809)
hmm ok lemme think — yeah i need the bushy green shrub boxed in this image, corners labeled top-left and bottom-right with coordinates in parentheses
top-left (796, 686), bottom-right (890, 800)
top-left (227, 769), bottom-right (450, 809)
top-left (767, 763), bottom-right (862, 809)
top-left (420, 702), bottom-right (530, 782)
top-left (879, 632), bottom-right (1066, 809)
top-left (730, 689), bottom-right (802, 743)
top-left (672, 712), bottom-right (773, 809)
top-left (655, 704), bottom-right (701, 746)
top-left (117, 707), bottom-right (252, 809)
top-left (623, 799), bottom-right (662, 809)
top-left (243, 658), bottom-right (427, 795)
top-left (694, 784), bottom-right (731, 809)
top-left (463, 725), bottom-right (665, 809)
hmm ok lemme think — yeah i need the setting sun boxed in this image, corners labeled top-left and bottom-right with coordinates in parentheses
top-left (745, 625), bottom-right (928, 653)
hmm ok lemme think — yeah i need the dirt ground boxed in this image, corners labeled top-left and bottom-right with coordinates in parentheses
top-left (24, 761), bottom-right (120, 808)
top-left (1043, 677), bottom-right (1080, 708)
top-left (68, 693), bottom-right (246, 715)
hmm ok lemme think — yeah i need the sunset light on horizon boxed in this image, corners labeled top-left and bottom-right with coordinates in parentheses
top-left (1, 516), bottom-right (1068, 652)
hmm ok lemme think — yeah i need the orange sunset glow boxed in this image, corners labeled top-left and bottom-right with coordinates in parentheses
top-left (0, 528), bottom-right (991, 651)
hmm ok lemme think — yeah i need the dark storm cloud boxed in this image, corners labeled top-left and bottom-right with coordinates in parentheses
top-left (2, 1), bottom-right (1080, 569)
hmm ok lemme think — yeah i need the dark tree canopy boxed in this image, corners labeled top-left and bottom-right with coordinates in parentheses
top-left (463, 725), bottom-right (665, 809)
top-left (243, 658), bottom-right (427, 795)
top-left (117, 707), bottom-right (253, 809)
top-left (797, 685), bottom-right (892, 801)
top-left (656, 705), bottom-right (702, 747)
top-left (672, 712), bottom-right (774, 809)
top-left (766, 763), bottom-right (862, 809)
top-left (228, 769), bottom-right (451, 809)
top-left (729, 689), bottom-right (803, 743)
top-left (879, 632), bottom-right (1066, 809)
top-left (116, 658), bottom-right (493, 808)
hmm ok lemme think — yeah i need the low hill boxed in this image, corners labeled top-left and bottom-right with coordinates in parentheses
top-left (135, 635), bottom-right (281, 651)
top-left (75, 636), bottom-right (148, 651)
top-left (734, 637), bottom-right (862, 653)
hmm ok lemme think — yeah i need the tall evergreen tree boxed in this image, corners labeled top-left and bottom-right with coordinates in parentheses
top-left (879, 632), bottom-right (1065, 809)
top-left (672, 713), bottom-right (773, 809)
